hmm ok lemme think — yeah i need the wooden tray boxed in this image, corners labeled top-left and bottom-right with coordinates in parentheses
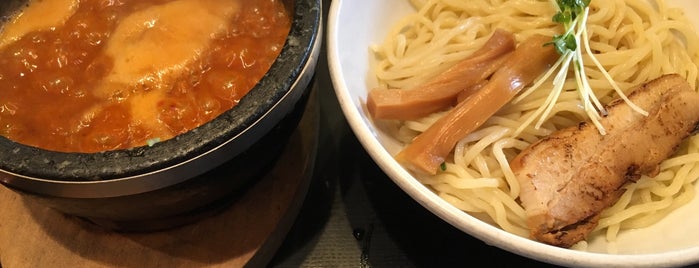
top-left (0, 89), bottom-right (319, 268)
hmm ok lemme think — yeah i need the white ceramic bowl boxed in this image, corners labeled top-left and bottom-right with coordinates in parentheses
top-left (328, 0), bottom-right (699, 267)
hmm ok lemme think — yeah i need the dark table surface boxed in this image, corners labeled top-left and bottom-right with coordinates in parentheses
top-left (267, 1), bottom-right (559, 267)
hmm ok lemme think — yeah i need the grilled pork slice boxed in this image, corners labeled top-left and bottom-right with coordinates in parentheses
top-left (510, 74), bottom-right (699, 248)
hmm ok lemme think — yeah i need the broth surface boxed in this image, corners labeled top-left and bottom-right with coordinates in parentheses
top-left (0, 0), bottom-right (291, 152)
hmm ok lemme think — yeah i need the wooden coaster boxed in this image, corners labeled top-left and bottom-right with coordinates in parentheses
top-left (0, 90), bottom-right (319, 268)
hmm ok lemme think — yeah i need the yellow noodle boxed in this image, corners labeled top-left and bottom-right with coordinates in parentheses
top-left (372, 0), bottom-right (699, 250)
top-left (492, 138), bottom-right (529, 198)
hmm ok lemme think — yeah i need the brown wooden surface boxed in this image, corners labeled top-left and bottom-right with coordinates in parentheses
top-left (0, 91), bottom-right (319, 268)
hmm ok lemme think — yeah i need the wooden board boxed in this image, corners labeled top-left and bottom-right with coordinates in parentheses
top-left (0, 90), bottom-right (319, 268)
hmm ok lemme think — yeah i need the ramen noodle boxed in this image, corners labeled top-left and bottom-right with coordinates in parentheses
top-left (370, 0), bottom-right (699, 250)
top-left (0, 0), bottom-right (290, 152)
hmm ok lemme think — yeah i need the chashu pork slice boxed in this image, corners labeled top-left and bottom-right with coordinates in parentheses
top-left (510, 74), bottom-right (699, 248)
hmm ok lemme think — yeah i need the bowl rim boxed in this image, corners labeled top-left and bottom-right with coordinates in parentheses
top-left (326, 0), bottom-right (699, 267)
top-left (0, 0), bottom-right (323, 198)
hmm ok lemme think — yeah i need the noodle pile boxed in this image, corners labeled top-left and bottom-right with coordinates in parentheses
top-left (370, 0), bottom-right (699, 248)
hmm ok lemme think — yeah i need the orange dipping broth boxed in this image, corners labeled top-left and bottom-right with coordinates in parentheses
top-left (0, 0), bottom-right (291, 153)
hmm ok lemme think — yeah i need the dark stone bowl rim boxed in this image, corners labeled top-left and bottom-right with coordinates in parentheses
top-left (0, 0), bottom-right (321, 183)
